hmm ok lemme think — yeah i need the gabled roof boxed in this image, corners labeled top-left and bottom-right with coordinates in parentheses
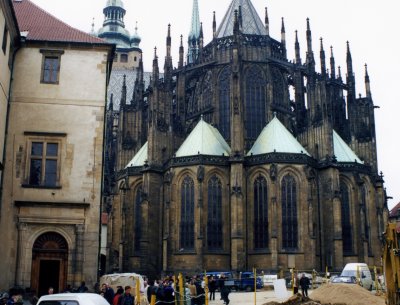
top-left (247, 117), bottom-right (310, 156)
top-left (175, 117), bottom-right (231, 157)
top-left (389, 202), bottom-right (400, 219)
top-left (13, 0), bottom-right (107, 44)
top-left (216, 0), bottom-right (267, 38)
top-left (333, 130), bottom-right (363, 163)
top-left (125, 142), bottom-right (148, 168)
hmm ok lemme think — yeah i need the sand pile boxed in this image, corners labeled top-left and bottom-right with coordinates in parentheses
top-left (263, 283), bottom-right (385, 305)
top-left (310, 283), bottom-right (385, 305)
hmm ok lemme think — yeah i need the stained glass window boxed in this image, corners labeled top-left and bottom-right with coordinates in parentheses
top-left (219, 66), bottom-right (231, 141)
top-left (254, 176), bottom-right (268, 249)
top-left (340, 181), bottom-right (352, 253)
top-left (282, 174), bottom-right (298, 250)
top-left (207, 176), bottom-right (223, 250)
top-left (180, 176), bottom-right (195, 250)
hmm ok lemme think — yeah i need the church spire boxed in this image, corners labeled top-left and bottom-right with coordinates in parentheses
top-left (320, 37), bottom-right (326, 76)
top-left (346, 41), bottom-right (353, 77)
top-left (306, 18), bottom-right (315, 67)
top-left (295, 30), bottom-right (301, 64)
top-left (281, 17), bottom-right (286, 58)
top-left (330, 46), bottom-right (336, 79)
top-left (213, 11), bottom-right (216, 38)
top-left (188, 0), bottom-right (201, 64)
top-left (265, 7), bottom-right (269, 36)
top-left (152, 47), bottom-right (159, 86)
top-left (365, 64), bottom-right (372, 98)
top-left (179, 35), bottom-right (184, 68)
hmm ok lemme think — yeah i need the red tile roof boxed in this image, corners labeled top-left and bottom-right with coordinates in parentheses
top-left (389, 202), bottom-right (400, 218)
top-left (13, 0), bottom-right (108, 44)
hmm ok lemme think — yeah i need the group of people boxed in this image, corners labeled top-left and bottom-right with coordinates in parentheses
top-left (99, 275), bottom-right (230, 305)
top-left (293, 273), bottom-right (311, 298)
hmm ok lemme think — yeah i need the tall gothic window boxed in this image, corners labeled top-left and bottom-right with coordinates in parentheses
top-left (218, 66), bottom-right (231, 141)
top-left (361, 186), bottom-right (370, 249)
top-left (180, 176), bottom-right (195, 250)
top-left (245, 66), bottom-right (266, 147)
top-left (134, 185), bottom-right (143, 251)
top-left (202, 71), bottom-right (213, 110)
top-left (254, 176), bottom-right (268, 249)
top-left (281, 174), bottom-right (298, 250)
top-left (340, 181), bottom-right (352, 254)
top-left (207, 175), bottom-right (223, 250)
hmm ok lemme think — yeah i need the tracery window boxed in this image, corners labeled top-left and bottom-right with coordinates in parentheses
top-left (361, 186), bottom-right (371, 249)
top-left (202, 71), bottom-right (213, 110)
top-left (340, 181), bottom-right (353, 254)
top-left (207, 175), bottom-right (223, 250)
top-left (281, 174), bottom-right (298, 250)
top-left (272, 68), bottom-right (285, 106)
top-left (180, 176), bottom-right (195, 250)
top-left (134, 185), bottom-right (142, 251)
top-left (245, 66), bottom-right (266, 146)
top-left (218, 66), bottom-right (231, 141)
top-left (254, 176), bottom-right (268, 249)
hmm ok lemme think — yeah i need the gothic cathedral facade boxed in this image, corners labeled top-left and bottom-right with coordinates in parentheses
top-left (103, 0), bottom-right (389, 278)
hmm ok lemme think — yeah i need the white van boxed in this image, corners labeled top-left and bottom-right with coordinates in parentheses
top-left (340, 263), bottom-right (373, 290)
top-left (37, 293), bottom-right (109, 305)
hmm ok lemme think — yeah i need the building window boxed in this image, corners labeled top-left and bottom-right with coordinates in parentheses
top-left (113, 54), bottom-right (118, 62)
top-left (180, 176), bottom-right (195, 250)
top-left (134, 185), bottom-right (142, 252)
top-left (24, 133), bottom-right (64, 188)
top-left (218, 66), bottom-right (231, 142)
top-left (254, 175), bottom-right (268, 249)
top-left (207, 175), bottom-right (223, 250)
top-left (340, 181), bottom-right (352, 254)
top-left (120, 54), bottom-right (128, 62)
top-left (361, 186), bottom-right (370, 250)
top-left (281, 174), bottom-right (298, 250)
top-left (2, 25), bottom-right (8, 54)
top-left (245, 66), bottom-right (266, 150)
top-left (40, 49), bottom-right (64, 84)
top-left (134, 56), bottom-right (137, 62)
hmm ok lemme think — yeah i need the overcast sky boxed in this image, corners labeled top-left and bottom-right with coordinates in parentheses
top-left (30, 0), bottom-right (400, 210)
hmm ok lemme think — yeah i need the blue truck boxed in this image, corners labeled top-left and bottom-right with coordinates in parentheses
top-left (205, 271), bottom-right (263, 292)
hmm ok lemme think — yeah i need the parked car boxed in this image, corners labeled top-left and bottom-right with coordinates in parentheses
top-left (331, 275), bottom-right (357, 284)
top-left (37, 293), bottom-right (109, 305)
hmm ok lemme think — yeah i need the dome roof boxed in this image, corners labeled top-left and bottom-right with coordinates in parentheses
top-left (106, 0), bottom-right (124, 9)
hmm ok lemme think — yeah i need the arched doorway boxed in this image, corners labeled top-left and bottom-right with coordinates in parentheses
top-left (31, 232), bottom-right (68, 296)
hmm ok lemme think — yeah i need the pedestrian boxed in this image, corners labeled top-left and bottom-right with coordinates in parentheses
top-left (208, 276), bottom-right (216, 301)
top-left (293, 272), bottom-right (299, 295)
top-left (113, 287), bottom-right (124, 305)
top-left (188, 279), bottom-right (197, 305)
top-left (104, 283), bottom-right (115, 304)
top-left (219, 275), bottom-right (230, 305)
top-left (118, 286), bottom-right (134, 305)
top-left (299, 273), bottom-right (310, 297)
top-left (48, 287), bottom-right (54, 295)
top-left (78, 281), bottom-right (88, 293)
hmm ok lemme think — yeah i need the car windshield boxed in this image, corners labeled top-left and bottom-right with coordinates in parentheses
top-left (39, 301), bottom-right (79, 305)
top-left (341, 270), bottom-right (356, 277)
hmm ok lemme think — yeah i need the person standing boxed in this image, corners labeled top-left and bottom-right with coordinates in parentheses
top-left (219, 275), bottom-right (230, 305)
top-left (118, 286), bottom-right (134, 305)
top-left (299, 274), bottom-right (310, 297)
top-left (113, 287), bottom-right (124, 305)
top-left (104, 283), bottom-right (115, 304)
top-left (208, 276), bottom-right (216, 301)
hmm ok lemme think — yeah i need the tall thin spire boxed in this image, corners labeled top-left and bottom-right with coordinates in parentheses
top-left (281, 17), bottom-right (286, 57)
top-left (320, 38), bottom-right (326, 76)
top-left (188, 0), bottom-right (201, 64)
top-left (213, 11), bottom-right (216, 38)
top-left (265, 7), bottom-right (269, 36)
top-left (152, 47), bottom-right (159, 86)
top-left (295, 30), bottom-right (301, 64)
top-left (306, 18), bottom-right (315, 66)
top-left (346, 41), bottom-right (353, 76)
top-left (330, 46), bottom-right (336, 79)
top-left (365, 64), bottom-right (371, 98)
top-left (179, 35), bottom-right (184, 68)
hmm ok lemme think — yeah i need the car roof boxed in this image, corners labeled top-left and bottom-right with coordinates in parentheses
top-left (38, 293), bottom-right (109, 305)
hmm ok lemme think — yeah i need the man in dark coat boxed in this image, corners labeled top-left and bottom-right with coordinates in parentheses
top-left (299, 274), bottom-right (310, 297)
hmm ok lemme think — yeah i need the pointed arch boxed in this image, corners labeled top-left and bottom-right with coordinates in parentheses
top-left (281, 174), bottom-right (298, 250)
top-left (254, 175), bottom-right (268, 249)
top-left (245, 65), bottom-right (266, 147)
top-left (134, 184), bottom-right (143, 251)
top-left (180, 175), bottom-right (195, 250)
top-left (340, 180), bottom-right (353, 254)
top-left (207, 175), bottom-right (223, 250)
top-left (218, 66), bottom-right (231, 141)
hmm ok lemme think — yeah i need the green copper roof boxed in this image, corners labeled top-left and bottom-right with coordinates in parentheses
top-left (189, 0), bottom-right (201, 40)
top-left (216, 0), bottom-right (267, 38)
top-left (175, 117), bottom-right (231, 157)
top-left (333, 130), bottom-right (363, 163)
top-left (125, 141), bottom-right (148, 168)
top-left (247, 117), bottom-right (310, 156)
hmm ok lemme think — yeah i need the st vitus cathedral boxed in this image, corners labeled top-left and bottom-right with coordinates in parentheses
top-left (102, 0), bottom-right (389, 278)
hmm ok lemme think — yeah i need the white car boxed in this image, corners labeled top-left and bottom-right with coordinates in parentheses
top-left (37, 293), bottom-right (109, 305)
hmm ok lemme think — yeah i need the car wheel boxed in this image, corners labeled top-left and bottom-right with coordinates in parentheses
top-left (245, 285), bottom-right (252, 292)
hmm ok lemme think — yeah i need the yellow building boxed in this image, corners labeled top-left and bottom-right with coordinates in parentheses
top-left (0, 0), bottom-right (114, 295)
